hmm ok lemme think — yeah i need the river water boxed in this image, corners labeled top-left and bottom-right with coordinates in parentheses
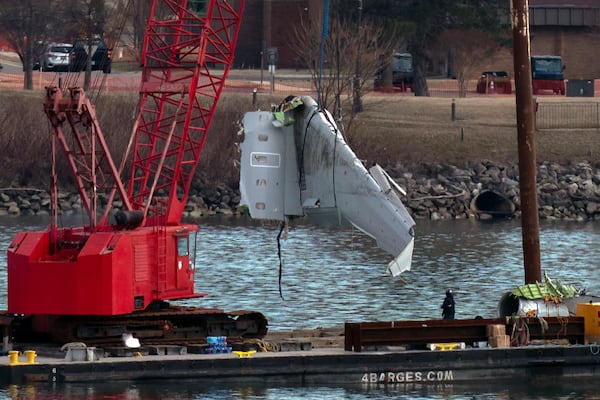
top-left (0, 215), bottom-right (599, 399)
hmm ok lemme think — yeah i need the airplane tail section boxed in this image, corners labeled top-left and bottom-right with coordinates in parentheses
top-left (239, 96), bottom-right (415, 275)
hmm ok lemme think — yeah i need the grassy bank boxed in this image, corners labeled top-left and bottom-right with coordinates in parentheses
top-left (349, 95), bottom-right (599, 166)
top-left (0, 90), bottom-right (598, 190)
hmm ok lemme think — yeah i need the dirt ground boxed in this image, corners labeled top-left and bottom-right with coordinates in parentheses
top-left (345, 95), bottom-right (600, 166)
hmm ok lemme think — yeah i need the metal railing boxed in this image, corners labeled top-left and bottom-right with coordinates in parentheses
top-left (536, 101), bottom-right (600, 129)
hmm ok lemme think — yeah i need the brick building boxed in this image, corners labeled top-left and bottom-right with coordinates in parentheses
top-left (529, 0), bottom-right (600, 79)
top-left (2, 1), bottom-right (598, 78)
top-left (235, 0), bottom-right (321, 69)
top-left (236, 1), bottom-right (600, 79)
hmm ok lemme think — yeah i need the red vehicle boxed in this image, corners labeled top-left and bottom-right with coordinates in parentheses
top-left (6, 0), bottom-right (267, 344)
top-left (531, 55), bottom-right (565, 95)
top-left (476, 71), bottom-right (512, 94)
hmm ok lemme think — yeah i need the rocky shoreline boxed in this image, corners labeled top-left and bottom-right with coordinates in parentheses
top-left (1, 160), bottom-right (599, 221)
top-left (393, 160), bottom-right (600, 221)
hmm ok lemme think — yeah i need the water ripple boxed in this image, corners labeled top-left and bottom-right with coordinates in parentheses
top-left (0, 216), bottom-right (598, 331)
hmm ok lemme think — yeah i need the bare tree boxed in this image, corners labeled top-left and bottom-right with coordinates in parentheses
top-left (0, 0), bottom-right (129, 90)
top-left (362, 0), bottom-right (509, 97)
top-left (0, 0), bottom-right (59, 89)
top-left (132, 0), bottom-right (151, 58)
top-left (437, 29), bottom-right (505, 97)
top-left (66, 0), bottom-right (105, 36)
top-left (58, 0), bottom-right (106, 90)
top-left (56, 0), bottom-right (134, 91)
top-left (288, 13), bottom-right (395, 122)
top-left (61, 0), bottom-right (130, 46)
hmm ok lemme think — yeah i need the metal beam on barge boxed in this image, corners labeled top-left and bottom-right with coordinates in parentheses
top-left (344, 317), bottom-right (584, 352)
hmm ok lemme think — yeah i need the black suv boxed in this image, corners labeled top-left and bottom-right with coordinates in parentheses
top-left (69, 38), bottom-right (112, 73)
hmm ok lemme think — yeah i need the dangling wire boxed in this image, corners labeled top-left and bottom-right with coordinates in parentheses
top-left (276, 220), bottom-right (286, 300)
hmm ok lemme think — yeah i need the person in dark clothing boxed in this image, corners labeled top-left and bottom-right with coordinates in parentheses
top-left (441, 289), bottom-right (455, 320)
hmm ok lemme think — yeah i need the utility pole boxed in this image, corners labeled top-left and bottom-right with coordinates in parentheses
top-left (511, 0), bottom-right (542, 284)
top-left (353, 0), bottom-right (363, 113)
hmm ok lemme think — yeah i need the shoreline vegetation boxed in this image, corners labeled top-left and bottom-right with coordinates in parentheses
top-left (0, 91), bottom-right (598, 221)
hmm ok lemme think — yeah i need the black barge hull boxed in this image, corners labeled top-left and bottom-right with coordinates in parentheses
top-left (2, 345), bottom-right (600, 386)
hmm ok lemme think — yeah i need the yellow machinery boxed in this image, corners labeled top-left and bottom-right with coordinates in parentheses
top-left (576, 303), bottom-right (600, 344)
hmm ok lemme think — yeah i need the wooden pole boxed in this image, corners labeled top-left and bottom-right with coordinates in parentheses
top-left (511, 0), bottom-right (542, 284)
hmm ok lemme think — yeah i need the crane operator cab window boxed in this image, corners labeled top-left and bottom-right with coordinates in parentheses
top-left (177, 236), bottom-right (189, 257)
top-left (176, 234), bottom-right (196, 277)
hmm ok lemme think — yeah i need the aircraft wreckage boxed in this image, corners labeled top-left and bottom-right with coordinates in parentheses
top-left (239, 96), bottom-right (415, 276)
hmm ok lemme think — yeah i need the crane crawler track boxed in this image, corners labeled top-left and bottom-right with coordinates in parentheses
top-left (6, 306), bottom-right (268, 347)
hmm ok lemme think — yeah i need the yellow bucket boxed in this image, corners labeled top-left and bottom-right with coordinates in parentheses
top-left (8, 351), bottom-right (19, 365)
top-left (24, 350), bottom-right (37, 364)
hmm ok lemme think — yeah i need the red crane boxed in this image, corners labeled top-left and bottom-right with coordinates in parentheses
top-left (6, 0), bottom-right (266, 344)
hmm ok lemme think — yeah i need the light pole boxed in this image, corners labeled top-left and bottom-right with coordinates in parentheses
top-left (318, 0), bottom-right (329, 109)
top-left (353, 0), bottom-right (363, 113)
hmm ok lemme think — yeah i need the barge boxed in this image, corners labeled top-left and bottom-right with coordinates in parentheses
top-left (2, 313), bottom-right (599, 386)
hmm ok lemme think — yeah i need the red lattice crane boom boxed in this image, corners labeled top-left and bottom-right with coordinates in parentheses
top-left (128, 0), bottom-right (243, 226)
